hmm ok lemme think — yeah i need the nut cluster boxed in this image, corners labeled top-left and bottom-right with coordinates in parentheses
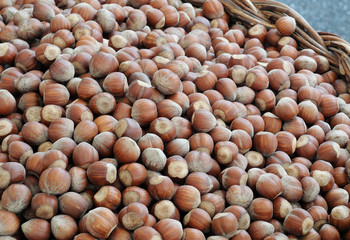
top-left (0, 0), bottom-right (350, 239)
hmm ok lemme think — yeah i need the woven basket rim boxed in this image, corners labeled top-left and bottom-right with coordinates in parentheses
top-left (187, 0), bottom-right (350, 85)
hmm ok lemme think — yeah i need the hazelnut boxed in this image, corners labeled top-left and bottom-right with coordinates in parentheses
top-left (209, 126), bottom-right (231, 143)
top-left (118, 162), bottom-right (147, 187)
top-left (214, 141), bottom-right (238, 165)
top-left (66, 103), bottom-right (93, 124)
top-left (43, 149), bottom-right (68, 169)
top-left (21, 121), bottom-right (49, 147)
top-left (51, 214), bottom-right (78, 240)
top-left (18, 18), bottom-right (45, 41)
top-left (74, 233), bottom-right (98, 240)
top-left (122, 186), bottom-right (151, 207)
top-left (247, 24), bottom-right (267, 43)
top-left (154, 218), bottom-right (183, 240)
top-left (0, 210), bottom-right (20, 236)
top-left (147, 175), bottom-right (175, 200)
top-left (294, 55), bottom-right (317, 72)
top-left (245, 68), bottom-right (269, 91)
top-left (253, 131), bottom-right (278, 157)
top-left (72, 142), bottom-right (99, 169)
top-left (43, 83), bottom-right (70, 107)
top-left (76, 77), bottom-right (103, 100)
top-left (31, 193), bottom-right (58, 220)
top-left (202, 0), bottom-right (224, 19)
top-left (152, 69), bottom-right (181, 95)
top-left (0, 119), bottom-right (18, 142)
top-left (199, 193), bottom-right (225, 218)
top-left (283, 208), bottom-right (314, 236)
top-left (0, 162), bottom-right (26, 189)
top-left (113, 137), bottom-right (141, 164)
top-left (281, 175), bottom-right (303, 202)
top-left (92, 132), bottom-right (117, 158)
top-left (160, 5), bottom-right (179, 27)
top-left (138, 133), bottom-right (164, 152)
top-left (183, 208), bottom-right (211, 233)
top-left (230, 129), bottom-right (252, 154)
top-left (94, 115), bottom-right (118, 133)
top-left (295, 134), bottom-right (319, 159)
top-left (185, 150), bottom-right (213, 173)
top-left (282, 116), bottom-right (307, 138)
top-left (188, 133), bottom-right (214, 155)
top-left (324, 188), bottom-right (349, 209)
top-left (103, 72), bottom-right (128, 97)
top-left (319, 224), bottom-right (341, 240)
top-left (73, 120), bottom-right (98, 143)
top-left (151, 199), bottom-right (180, 221)
top-left (266, 151), bottom-right (291, 168)
top-left (262, 113), bottom-right (282, 134)
top-left (255, 89), bottom-right (276, 112)
top-left (87, 161), bottom-right (117, 186)
top-left (182, 228), bottom-right (206, 240)
top-left (248, 197), bottom-right (273, 221)
top-left (1, 183), bottom-right (32, 213)
top-left (126, 71), bottom-right (151, 92)
top-left (300, 176), bottom-right (320, 203)
top-left (165, 155), bottom-right (189, 181)
top-left (275, 131), bottom-right (296, 155)
top-left (39, 167), bottom-right (71, 195)
top-left (21, 218), bottom-right (51, 240)
top-left (275, 16), bottom-right (296, 36)
top-left (256, 173), bottom-right (283, 200)
top-left (69, 167), bottom-right (88, 193)
top-left (226, 185), bottom-right (254, 208)
top-left (0, 90), bottom-right (17, 116)
top-left (308, 206), bottom-right (328, 231)
top-left (119, 202), bottom-right (148, 230)
top-left (58, 192), bottom-right (90, 219)
top-left (274, 97), bottom-right (299, 121)
top-left (0, 43), bottom-right (18, 65)
top-left (141, 148), bottom-right (167, 172)
top-left (126, 10), bottom-right (147, 31)
top-left (49, 59), bottom-right (75, 83)
top-left (165, 138), bottom-right (190, 157)
top-left (185, 172), bottom-right (213, 195)
top-left (173, 185), bottom-right (201, 212)
top-left (134, 226), bottom-right (162, 240)
top-left (212, 99), bottom-right (238, 123)
top-left (8, 141), bottom-right (33, 165)
top-left (85, 207), bottom-right (118, 238)
top-left (131, 99), bottom-right (158, 127)
top-left (212, 212), bottom-right (238, 238)
top-left (93, 186), bottom-right (121, 211)
top-left (248, 221), bottom-right (275, 240)
top-left (88, 92), bottom-right (116, 115)
top-left (89, 51), bottom-right (119, 78)
top-left (40, 105), bottom-right (65, 126)
top-left (149, 117), bottom-right (177, 142)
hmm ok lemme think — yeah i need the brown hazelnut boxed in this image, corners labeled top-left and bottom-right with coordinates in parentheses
top-left (87, 161), bottom-right (117, 186)
top-left (212, 212), bottom-right (238, 238)
top-left (0, 210), bottom-right (20, 236)
top-left (256, 173), bottom-right (283, 200)
top-left (275, 16), bottom-right (296, 36)
top-left (283, 208), bottom-right (314, 236)
top-left (85, 207), bottom-right (118, 238)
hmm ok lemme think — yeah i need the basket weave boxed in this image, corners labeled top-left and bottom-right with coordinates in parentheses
top-left (187, 0), bottom-right (350, 88)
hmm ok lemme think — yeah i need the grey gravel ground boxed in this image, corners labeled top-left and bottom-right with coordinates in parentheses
top-left (276, 0), bottom-right (350, 42)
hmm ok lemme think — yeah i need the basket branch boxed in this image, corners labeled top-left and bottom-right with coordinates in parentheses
top-left (185, 0), bottom-right (350, 82)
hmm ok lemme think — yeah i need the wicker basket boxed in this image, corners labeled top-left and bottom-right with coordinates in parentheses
top-left (187, 0), bottom-right (350, 87)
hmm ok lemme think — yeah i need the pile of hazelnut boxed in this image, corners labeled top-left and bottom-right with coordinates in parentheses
top-left (0, 0), bottom-right (350, 239)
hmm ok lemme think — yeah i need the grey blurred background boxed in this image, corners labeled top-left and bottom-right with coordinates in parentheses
top-left (276, 0), bottom-right (350, 42)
